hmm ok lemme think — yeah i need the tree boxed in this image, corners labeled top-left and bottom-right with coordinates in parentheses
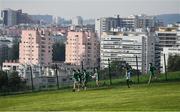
top-left (8, 72), bottom-right (21, 91)
top-left (0, 71), bottom-right (26, 92)
top-left (52, 43), bottom-right (65, 61)
top-left (168, 54), bottom-right (180, 72)
top-left (99, 61), bottom-right (131, 80)
top-left (8, 42), bottom-right (19, 60)
top-left (0, 71), bottom-right (8, 91)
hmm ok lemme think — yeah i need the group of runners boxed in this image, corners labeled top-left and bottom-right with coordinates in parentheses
top-left (72, 63), bottom-right (156, 91)
top-left (72, 69), bottom-right (99, 92)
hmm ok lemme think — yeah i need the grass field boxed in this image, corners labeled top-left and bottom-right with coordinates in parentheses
top-left (0, 81), bottom-right (180, 111)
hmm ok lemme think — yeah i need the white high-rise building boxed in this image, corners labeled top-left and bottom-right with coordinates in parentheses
top-left (156, 27), bottom-right (180, 49)
top-left (95, 17), bottom-right (118, 39)
top-left (53, 16), bottom-right (61, 25)
top-left (156, 26), bottom-right (180, 72)
top-left (71, 16), bottom-right (83, 26)
top-left (95, 14), bottom-right (157, 40)
top-left (135, 14), bottom-right (156, 28)
top-left (100, 30), bottom-right (159, 74)
top-left (1, 8), bottom-right (17, 27)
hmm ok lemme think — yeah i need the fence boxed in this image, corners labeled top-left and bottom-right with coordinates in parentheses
top-left (0, 54), bottom-right (178, 95)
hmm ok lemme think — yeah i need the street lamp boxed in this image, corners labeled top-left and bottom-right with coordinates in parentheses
top-left (29, 65), bottom-right (34, 91)
top-left (136, 55), bottom-right (140, 84)
top-left (81, 61), bottom-right (83, 71)
top-left (163, 54), bottom-right (168, 81)
top-left (53, 64), bottom-right (59, 89)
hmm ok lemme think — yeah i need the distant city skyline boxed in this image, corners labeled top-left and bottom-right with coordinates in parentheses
top-left (0, 0), bottom-right (180, 19)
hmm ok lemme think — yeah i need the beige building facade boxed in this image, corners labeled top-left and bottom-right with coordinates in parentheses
top-left (19, 29), bottom-right (53, 66)
top-left (65, 31), bottom-right (100, 69)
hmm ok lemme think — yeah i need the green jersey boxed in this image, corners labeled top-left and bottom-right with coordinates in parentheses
top-left (83, 71), bottom-right (90, 82)
top-left (78, 71), bottom-right (83, 83)
top-left (73, 72), bottom-right (79, 81)
top-left (150, 66), bottom-right (156, 76)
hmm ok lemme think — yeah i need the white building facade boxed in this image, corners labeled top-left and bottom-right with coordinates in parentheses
top-left (71, 16), bottom-right (83, 26)
top-left (156, 26), bottom-right (180, 72)
top-left (100, 31), bottom-right (159, 74)
top-left (156, 27), bottom-right (180, 49)
top-left (95, 14), bottom-right (157, 40)
top-left (1, 8), bottom-right (17, 27)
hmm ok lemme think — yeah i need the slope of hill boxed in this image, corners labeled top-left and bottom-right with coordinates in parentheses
top-left (156, 14), bottom-right (180, 25)
top-left (0, 81), bottom-right (180, 111)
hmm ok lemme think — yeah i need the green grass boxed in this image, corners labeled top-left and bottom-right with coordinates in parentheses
top-left (0, 81), bottom-right (180, 111)
top-left (87, 71), bottom-right (180, 87)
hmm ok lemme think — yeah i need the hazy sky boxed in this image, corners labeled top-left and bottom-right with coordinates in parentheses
top-left (0, 0), bottom-right (180, 19)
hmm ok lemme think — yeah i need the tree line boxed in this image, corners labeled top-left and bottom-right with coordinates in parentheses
top-left (168, 54), bottom-right (180, 72)
top-left (0, 71), bottom-right (26, 93)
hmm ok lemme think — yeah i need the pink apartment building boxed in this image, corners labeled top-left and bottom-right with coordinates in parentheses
top-left (19, 29), bottom-right (53, 66)
top-left (65, 31), bottom-right (100, 69)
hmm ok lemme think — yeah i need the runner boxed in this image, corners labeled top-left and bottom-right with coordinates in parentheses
top-left (148, 63), bottom-right (156, 85)
top-left (72, 69), bottom-right (80, 92)
top-left (77, 69), bottom-right (83, 87)
top-left (82, 69), bottom-right (90, 90)
top-left (94, 68), bottom-right (99, 87)
top-left (126, 66), bottom-right (131, 88)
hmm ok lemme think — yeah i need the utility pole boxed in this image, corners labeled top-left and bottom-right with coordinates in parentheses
top-left (81, 61), bottom-right (83, 71)
top-left (6, 71), bottom-right (9, 94)
top-left (30, 65), bottom-right (34, 91)
top-left (108, 58), bottom-right (112, 85)
top-left (136, 56), bottom-right (139, 84)
top-left (164, 54), bottom-right (168, 81)
top-left (55, 64), bottom-right (59, 89)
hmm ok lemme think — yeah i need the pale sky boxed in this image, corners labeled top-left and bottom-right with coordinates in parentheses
top-left (0, 0), bottom-right (180, 19)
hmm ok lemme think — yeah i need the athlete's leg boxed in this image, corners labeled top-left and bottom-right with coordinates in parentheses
top-left (148, 73), bottom-right (152, 85)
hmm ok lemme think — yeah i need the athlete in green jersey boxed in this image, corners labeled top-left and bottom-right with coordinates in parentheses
top-left (73, 69), bottom-right (80, 92)
top-left (77, 69), bottom-right (83, 85)
top-left (82, 69), bottom-right (90, 90)
top-left (126, 65), bottom-right (132, 88)
top-left (148, 63), bottom-right (156, 85)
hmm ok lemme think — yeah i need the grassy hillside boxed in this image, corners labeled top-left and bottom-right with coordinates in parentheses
top-left (0, 81), bottom-right (180, 111)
